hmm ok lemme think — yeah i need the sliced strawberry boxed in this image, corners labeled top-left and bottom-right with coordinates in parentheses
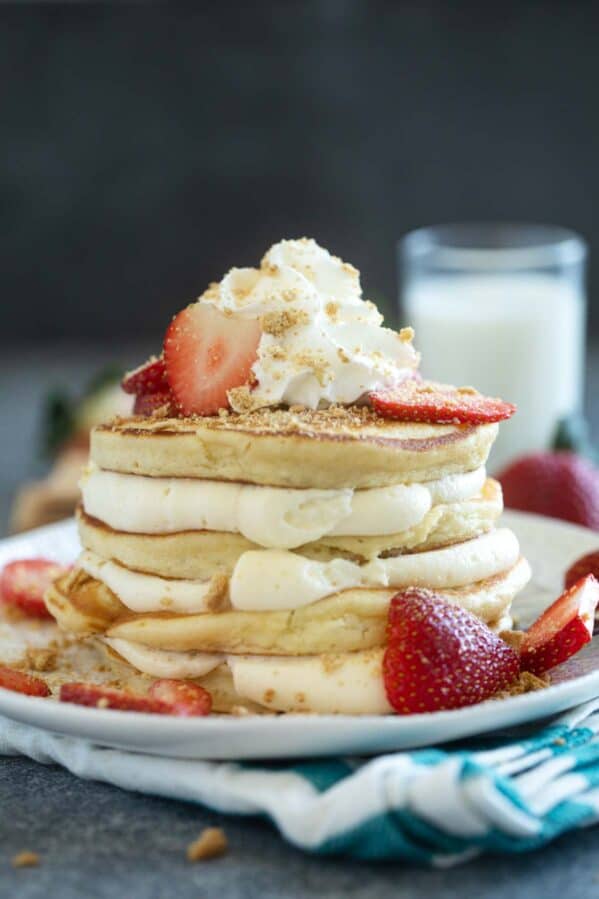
top-left (149, 679), bottom-right (212, 716)
top-left (60, 682), bottom-right (169, 713)
top-left (0, 666), bottom-right (50, 697)
top-left (164, 302), bottom-right (261, 416)
top-left (565, 550), bottom-right (599, 590)
top-left (133, 390), bottom-right (177, 417)
top-left (0, 558), bottom-right (67, 619)
top-left (383, 588), bottom-right (520, 713)
top-left (122, 356), bottom-right (169, 396)
top-left (520, 575), bottom-right (599, 675)
top-left (371, 381), bottom-right (516, 425)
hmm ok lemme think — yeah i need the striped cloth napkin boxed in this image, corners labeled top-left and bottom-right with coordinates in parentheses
top-left (3, 699), bottom-right (599, 866)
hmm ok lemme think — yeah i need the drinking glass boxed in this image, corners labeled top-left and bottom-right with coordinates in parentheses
top-left (399, 223), bottom-right (587, 472)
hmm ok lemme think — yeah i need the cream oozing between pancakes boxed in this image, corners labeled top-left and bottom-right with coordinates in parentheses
top-left (77, 529), bottom-right (521, 615)
top-left (80, 463), bottom-right (487, 548)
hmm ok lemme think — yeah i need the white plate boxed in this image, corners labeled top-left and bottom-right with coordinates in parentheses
top-left (0, 512), bottom-right (598, 760)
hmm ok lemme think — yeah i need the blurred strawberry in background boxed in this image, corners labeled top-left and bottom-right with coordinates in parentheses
top-left (498, 451), bottom-right (599, 530)
top-left (10, 368), bottom-right (133, 533)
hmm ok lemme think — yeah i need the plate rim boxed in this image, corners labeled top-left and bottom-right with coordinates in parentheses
top-left (0, 510), bottom-right (597, 758)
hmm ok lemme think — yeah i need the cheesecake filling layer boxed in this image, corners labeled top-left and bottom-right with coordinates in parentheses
top-left (101, 638), bottom-right (391, 715)
top-left (80, 464), bottom-right (487, 549)
top-left (78, 528), bottom-right (520, 615)
top-left (104, 637), bottom-right (224, 678)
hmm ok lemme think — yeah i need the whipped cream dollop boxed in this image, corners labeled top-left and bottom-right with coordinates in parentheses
top-left (80, 464), bottom-right (486, 549)
top-left (199, 238), bottom-right (419, 411)
top-left (78, 529), bottom-right (522, 615)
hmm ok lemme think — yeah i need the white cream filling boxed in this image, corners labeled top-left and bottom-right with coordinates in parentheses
top-left (104, 637), bottom-right (223, 678)
top-left (80, 464), bottom-right (486, 550)
top-left (78, 528), bottom-right (518, 615)
top-left (79, 551), bottom-right (215, 614)
top-left (100, 639), bottom-right (391, 714)
top-left (229, 529), bottom-right (519, 611)
top-left (228, 651), bottom-right (392, 715)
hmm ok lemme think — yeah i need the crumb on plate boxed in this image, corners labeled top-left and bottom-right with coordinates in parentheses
top-left (12, 851), bottom-right (40, 868)
top-left (187, 827), bottom-right (228, 862)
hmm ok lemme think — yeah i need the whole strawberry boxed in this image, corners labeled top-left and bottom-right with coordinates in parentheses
top-left (498, 452), bottom-right (599, 531)
top-left (383, 588), bottom-right (520, 714)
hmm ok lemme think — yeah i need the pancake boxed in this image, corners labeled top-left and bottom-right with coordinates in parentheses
top-left (46, 557), bottom-right (530, 655)
top-left (75, 477), bottom-right (502, 576)
top-left (91, 407), bottom-right (498, 489)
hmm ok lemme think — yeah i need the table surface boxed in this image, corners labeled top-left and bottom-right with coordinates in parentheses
top-left (2, 340), bottom-right (599, 898)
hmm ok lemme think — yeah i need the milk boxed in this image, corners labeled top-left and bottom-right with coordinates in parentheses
top-left (403, 275), bottom-right (585, 473)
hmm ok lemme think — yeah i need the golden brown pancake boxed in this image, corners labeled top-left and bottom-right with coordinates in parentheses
top-left (91, 407), bottom-right (498, 489)
top-left (46, 558), bottom-right (530, 656)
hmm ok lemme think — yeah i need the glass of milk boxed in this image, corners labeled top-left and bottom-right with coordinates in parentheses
top-left (399, 223), bottom-right (587, 473)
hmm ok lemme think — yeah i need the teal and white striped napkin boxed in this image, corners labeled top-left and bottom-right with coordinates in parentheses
top-left (3, 699), bottom-right (599, 866)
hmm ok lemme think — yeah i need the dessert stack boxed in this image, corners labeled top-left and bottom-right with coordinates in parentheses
top-left (46, 239), bottom-right (530, 714)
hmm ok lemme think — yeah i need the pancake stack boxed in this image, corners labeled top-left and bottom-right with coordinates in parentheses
top-left (46, 404), bottom-right (530, 714)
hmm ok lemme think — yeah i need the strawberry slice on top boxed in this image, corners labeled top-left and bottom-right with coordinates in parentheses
top-left (122, 356), bottom-right (170, 396)
top-left (520, 575), bottom-right (599, 675)
top-left (164, 302), bottom-right (261, 416)
top-left (133, 391), bottom-right (176, 417)
top-left (371, 380), bottom-right (516, 425)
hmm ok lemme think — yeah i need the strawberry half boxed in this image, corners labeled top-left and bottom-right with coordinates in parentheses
top-left (1, 558), bottom-right (68, 619)
top-left (383, 589), bottom-right (520, 713)
top-left (122, 356), bottom-right (170, 396)
top-left (0, 666), bottom-right (50, 697)
top-left (133, 390), bottom-right (177, 417)
top-left (565, 550), bottom-right (599, 590)
top-left (520, 575), bottom-right (599, 675)
top-left (149, 679), bottom-right (212, 716)
top-left (60, 682), bottom-right (170, 714)
top-left (371, 381), bottom-right (516, 425)
top-left (164, 302), bottom-right (261, 416)
top-left (498, 452), bottom-right (599, 530)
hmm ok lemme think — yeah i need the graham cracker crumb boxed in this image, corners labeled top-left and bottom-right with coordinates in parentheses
top-left (12, 851), bottom-right (40, 868)
top-left (493, 670), bottom-right (550, 700)
top-left (292, 350), bottom-right (330, 386)
top-left (320, 654), bottom-right (344, 674)
top-left (203, 575), bottom-right (230, 612)
top-left (186, 828), bottom-right (228, 862)
top-left (398, 327), bottom-right (414, 343)
top-left (26, 648), bottom-right (57, 672)
top-left (261, 309), bottom-right (309, 336)
top-left (499, 629), bottom-right (526, 652)
top-left (227, 385), bottom-right (256, 414)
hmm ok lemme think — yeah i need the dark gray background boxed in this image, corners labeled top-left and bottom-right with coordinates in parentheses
top-left (0, 0), bottom-right (598, 342)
